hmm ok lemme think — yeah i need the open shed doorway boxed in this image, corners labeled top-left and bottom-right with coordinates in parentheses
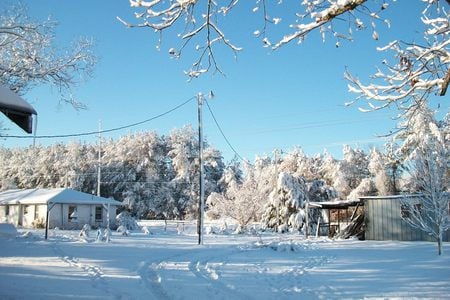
top-left (306, 199), bottom-right (364, 239)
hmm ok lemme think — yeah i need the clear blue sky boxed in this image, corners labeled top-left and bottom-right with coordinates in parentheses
top-left (1, 0), bottom-right (440, 162)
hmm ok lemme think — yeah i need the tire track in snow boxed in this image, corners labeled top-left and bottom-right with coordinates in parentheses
top-left (187, 251), bottom-right (249, 300)
top-left (137, 261), bottom-right (171, 300)
top-left (138, 239), bottom-right (255, 299)
top-left (50, 240), bottom-right (131, 300)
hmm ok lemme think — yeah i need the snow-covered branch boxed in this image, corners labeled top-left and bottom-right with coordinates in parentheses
top-left (345, 7), bottom-right (449, 117)
top-left (119, 0), bottom-right (241, 78)
top-left (0, 5), bottom-right (96, 108)
top-left (123, 0), bottom-right (396, 77)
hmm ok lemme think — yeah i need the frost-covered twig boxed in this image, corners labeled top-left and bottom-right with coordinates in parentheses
top-left (345, 7), bottom-right (449, 118)
top-left (119, 0), bottom-right (241, 79)
top-left (0, 4), bottom-right (96, 108)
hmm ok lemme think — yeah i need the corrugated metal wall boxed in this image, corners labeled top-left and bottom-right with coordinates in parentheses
top-left (364, 197), bottom-right (450, 242)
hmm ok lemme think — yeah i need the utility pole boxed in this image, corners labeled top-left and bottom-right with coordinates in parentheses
top-left (197, 93), bottom-right (205, 245)
top-left (97, 120), bottom-right (102, 197)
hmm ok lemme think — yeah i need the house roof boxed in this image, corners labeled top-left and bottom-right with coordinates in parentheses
top-left (0, 188), bottom-right (122, 206)
top-left (0, 84), bottom-right (37, 133)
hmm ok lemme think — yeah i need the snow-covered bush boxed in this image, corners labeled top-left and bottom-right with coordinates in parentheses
top-left (116, 211), bottom-right (139, 230)
top-left (79, 224), bottom-right (91, 239)
top-left (142, 226), bottom-right (151, 235)
top-left (117, 225), bottom-right (130, 236)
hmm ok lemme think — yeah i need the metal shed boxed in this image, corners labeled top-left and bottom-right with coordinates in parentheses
top-left (360, 195), bottom-right (450, 242)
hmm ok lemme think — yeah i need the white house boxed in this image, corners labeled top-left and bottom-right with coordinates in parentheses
top-left (0, 188), bottom-right (122, 230)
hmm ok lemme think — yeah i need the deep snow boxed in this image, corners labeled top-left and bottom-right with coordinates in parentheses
top-left (0, 221), bottom-right (449, 299)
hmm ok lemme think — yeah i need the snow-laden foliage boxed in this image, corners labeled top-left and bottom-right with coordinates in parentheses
top-left (0, 4), bottom-right (96, 107)
top-left (0, 129), bottom-right (224, 220)
top-left (329, 145), bottom-right (370, 199)
top-left (367, 148), bottom-right (393, 196)
top-left (206, 158), bottom-right (272, 230)
top-left (262, 172), bottom-right (309, 233)
top-left (121, 0), bottom-right (397, 77)
top-left (400, 112), bottom-right (449, 255)
top-left (345, 2), bottom-right (449, 119)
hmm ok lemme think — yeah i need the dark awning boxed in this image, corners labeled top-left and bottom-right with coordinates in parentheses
top-left (0, 85), bottom-right (37, 134)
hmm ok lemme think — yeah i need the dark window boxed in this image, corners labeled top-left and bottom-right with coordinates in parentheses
top-left (23, 205), bottom-right (30, 215)
top-left (95, 206), bottom-right (102, 221)
top-left (68, 206), bottom-right (77, 221)
top-left (5, 205), bottom-right (9, 216)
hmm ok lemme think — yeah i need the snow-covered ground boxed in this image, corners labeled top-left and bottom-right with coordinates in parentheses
top-left (0, 221), bottom-right (449, 299)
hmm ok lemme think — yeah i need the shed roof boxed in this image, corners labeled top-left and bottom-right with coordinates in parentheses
top-left (0, 188), bottom-right (122, 206)
top-left (308, 199), bottom-right (362, 209)
top-left (359, 194), bottom-right (422, 201)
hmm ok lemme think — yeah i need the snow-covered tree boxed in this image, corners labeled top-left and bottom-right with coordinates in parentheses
top-left (368, 148), bottom-right (392, 196)
top-left (401, 119), bottom-right (449, 255)
top-left (217, 156), bottom-right (243, 193)
top-left (206, 162), bottom-right (264, 230)
top-left (0, 4), bottom-right (96, 107)
top-left (262, 172), bottom-right (308, 233)
top-left (331, 145), bottom-right (370, 199)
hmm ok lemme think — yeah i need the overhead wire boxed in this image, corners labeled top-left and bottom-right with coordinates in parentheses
top-left (204, 98), bottom-right (252, 166)
top-left (0, 96), bottom-right (196, 139)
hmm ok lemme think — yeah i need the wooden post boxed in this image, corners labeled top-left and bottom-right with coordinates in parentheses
top-left (45, 206), bottom-right (49, 240)
top-left (316, 215), bottom-right (321, 238)
top-left (338, 209), bottom-right (341, 234)
top-left (305, 202), bottom-right (309, 238)
top-left (45, 203), bottom-right (55, 240)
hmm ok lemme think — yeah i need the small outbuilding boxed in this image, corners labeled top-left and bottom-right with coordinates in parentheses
top-left (0, 188), bottom-right (122, 230)
top-left (361, 195), bottom-right (450, 242)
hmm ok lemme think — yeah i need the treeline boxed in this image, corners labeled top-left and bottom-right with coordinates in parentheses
top-left (0, 127), bottom-right (397, 220)
top-left (0, 126), bottom-right (224, 219)
top-left (1, 108), bottom-right (448, 233)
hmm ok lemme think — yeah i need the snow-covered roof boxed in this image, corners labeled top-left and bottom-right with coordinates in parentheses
top-left (0, 188), bottom-right (122, 206)
top-left (0, 84), bottom-right (37, 133)
top-left (308, 199), bottom-right (362, 209)
top-left (0, 85), bottom-right (37, 115)
top-left (359, 194), bottom-right (422, 201)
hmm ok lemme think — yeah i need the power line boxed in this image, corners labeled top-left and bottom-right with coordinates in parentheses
top-left (0, 96), bottom-right (196, 139)
top-left (204, 99), bottom-right (251, 165)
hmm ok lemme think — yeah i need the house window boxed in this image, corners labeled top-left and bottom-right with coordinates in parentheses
top-left (23, 205), bottom-right (30, 215)
top-left (95, 206), bottom-right (102, 221)
top-left (5, 205), bottom-right (9, 216)
top-left (68, 206), bottom-right (78, 222)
